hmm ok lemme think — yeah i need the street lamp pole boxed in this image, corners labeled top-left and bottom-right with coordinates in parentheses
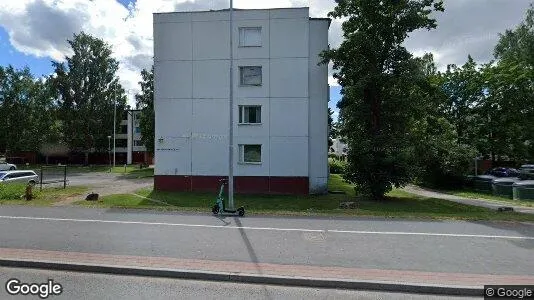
top-left (228, 0), bottom-right (235, 210)
top-left (113, 96), bottom-right (117, 168)
top-left (107, 136), bottom-right (111, 173)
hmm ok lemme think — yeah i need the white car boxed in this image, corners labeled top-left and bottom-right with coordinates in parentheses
top-left (0, 170), bottom-right (39, 185)
top-left (0, 161), bottom-right (17, 171)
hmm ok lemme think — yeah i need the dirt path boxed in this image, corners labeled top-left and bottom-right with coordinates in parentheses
top-left (403, 185), bottom-right (534, 215)
top-left (53, 172), bottom-right (153, 206)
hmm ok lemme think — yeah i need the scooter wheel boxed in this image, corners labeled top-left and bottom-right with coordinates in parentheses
top-left (237, 207), bottom-right (245, 217)
top-left (212, 204), bottom-right (220, 215)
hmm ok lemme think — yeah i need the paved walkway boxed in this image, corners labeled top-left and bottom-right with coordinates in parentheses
top-left (1, 247), bottom-right (532, 287)
top-left (404, 185), bottom-right (534, 215)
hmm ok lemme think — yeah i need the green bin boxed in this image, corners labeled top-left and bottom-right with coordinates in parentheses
top-left (473, 175), bottom-right (496, 193)
top-left (512, 180), bottom-right (534, 201)
top-left (492, 178), bottom-right (519, 199)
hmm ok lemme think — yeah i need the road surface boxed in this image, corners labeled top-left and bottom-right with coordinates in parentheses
top-left (0, 267), bottom-right (475, 300)
top-left (0, 206), bottom-right (532, 276)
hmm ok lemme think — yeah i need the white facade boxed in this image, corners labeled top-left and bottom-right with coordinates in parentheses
top-left (153, 8), bottom-right (330, 193)
top-left (330, 138), bottom-right (348, 157)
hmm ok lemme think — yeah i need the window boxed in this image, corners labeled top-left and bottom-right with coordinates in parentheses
top-left (120, 125), bottom-right (128, 134)
top-left (134, 140), bottom-right (143, 147)
top-left (239, 144), bottom-right (262, 164)
top-left (239, 66), bottom-right (262, 86)
top-left (239, 27), bottom-right (262, 47)
top-left (238, 105), bottom-right (261, 124)
top-left (116, 139), bottom-right (127, 148)
top-left (135, 127), bottom-right (141, 133)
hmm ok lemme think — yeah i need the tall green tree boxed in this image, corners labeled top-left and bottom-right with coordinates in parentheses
top-left (438, 56), bottom-right (485, 148)
top-left (412, 54), bottom-right (477, 187)
top-left (135, 66), bottom-right (154, 153)
top-left (0, 66), bottom-right (60, 156)
top-left (51, 32), bottom-right (126, 164)
top-left (491, 4), bottom-right (534, 161)
top-left (322, 0), bottom-right (444, 199)
top-left (0, 66), bottom-right (34, 154)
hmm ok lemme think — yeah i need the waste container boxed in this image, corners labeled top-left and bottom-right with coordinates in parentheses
top-left (473, 175), bottom-right (496, 193)
top-left (512, 180), bottom-right (534, 201)
top-left (492, 177), bottom-right (519, 199)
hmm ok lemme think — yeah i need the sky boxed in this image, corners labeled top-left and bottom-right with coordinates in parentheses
top-left (0, 0), bottom-right (531, 120)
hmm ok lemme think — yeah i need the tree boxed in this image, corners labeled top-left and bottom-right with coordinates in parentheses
top-left (51, 32), bottom-right (126, 165)
top-left (437, 56), bottom-right (485, 151)
top-left (322, 0), bottom-right (444, 200)
top-left (491, 5), bottom-right (534, 161)
top-left (0, 66), bottom-right (59, 155)
top-left (412, 54), bottom-right (477, 187)
top-left (135, 66), bottom-right (154, 153)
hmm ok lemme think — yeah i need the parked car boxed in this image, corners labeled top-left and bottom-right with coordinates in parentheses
top-left (484, 167), bottom-right (520, 178)
top-left (0, 170), bottom-right (38, 185)
top-left (518, 164), bottom-right (534, 180)
top-left (0, 161), bottom-right (17, 171)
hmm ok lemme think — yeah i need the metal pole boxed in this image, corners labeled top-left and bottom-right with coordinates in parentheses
top-left (108, 137), bottom-right (111, 173)
top-left (63, 165), bottom-right (66, 189)
top-left (113, 97), bottom-right (117, 167)
top-left (228, 0), bottom-right (235, 209)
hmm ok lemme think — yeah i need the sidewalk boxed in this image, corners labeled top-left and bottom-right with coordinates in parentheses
top-left (404, 185), bottom-right (534, 215)
top-left (1, 247), bottom-right (533, 296)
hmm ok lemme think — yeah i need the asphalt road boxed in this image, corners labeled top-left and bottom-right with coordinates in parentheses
top-left (0, 267), bottom-right (475, 300)
top-left (0, 206), bottom-right (533, 275)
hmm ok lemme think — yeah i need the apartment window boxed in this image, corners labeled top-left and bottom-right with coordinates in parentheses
top-left (239, 145), bottom-right (262, 164)
top-left (134, 140), bottom-right (143, 147)
top-left (238, 105), bottom-right (261, 124)
top-left (239, 66), bottom-right (262, 86)
top-left (135, 127), bottom-right (141, 133)
top-left (239, 27), bottom-right (261, 47)
top-left (120, 125), bottom-right (128, 134)
top-left (116, 139), bottom-right (127, 148)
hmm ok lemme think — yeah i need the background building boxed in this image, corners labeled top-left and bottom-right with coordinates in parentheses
top-left (115, 109), bottom-right (152, 165)
top-left (153, 7), bottom-right (330, 194)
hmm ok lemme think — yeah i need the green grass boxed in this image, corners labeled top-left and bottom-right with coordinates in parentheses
top-left (74, 174), bottom-right (534, 221)
top-left (0, 184), bottom-right (88, 206)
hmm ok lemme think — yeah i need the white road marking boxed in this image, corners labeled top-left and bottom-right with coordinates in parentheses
top-left (0, 215), bottom-right (533, 240)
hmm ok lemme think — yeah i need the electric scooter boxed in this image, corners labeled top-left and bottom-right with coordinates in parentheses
top-left (212, 179), bottom-right (245, 216)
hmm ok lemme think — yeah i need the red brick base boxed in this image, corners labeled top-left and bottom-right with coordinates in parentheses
top-left (155, 175), bottom-right (309, 195)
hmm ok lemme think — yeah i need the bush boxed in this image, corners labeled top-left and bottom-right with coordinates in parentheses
top-left (329, 159), bottom-right (347, 174)
top-left (0, 183), bottom-right (26, 200)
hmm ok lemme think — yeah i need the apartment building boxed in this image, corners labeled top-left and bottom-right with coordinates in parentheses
top-left (153, 7), bottom-right (330, 194)
top-left (115, 110), bottom-right (151, 165)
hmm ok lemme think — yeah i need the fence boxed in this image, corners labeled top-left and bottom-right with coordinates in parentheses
top-left (39, 165), bottom-right (67, 190)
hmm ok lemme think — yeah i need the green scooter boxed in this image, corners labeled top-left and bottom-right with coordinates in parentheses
top-left (212, 179), bottom-right (245, 217)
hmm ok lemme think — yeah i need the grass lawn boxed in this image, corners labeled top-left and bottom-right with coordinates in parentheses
top-left (0, 185), bottom-right (88, 206)
top-left (429, 187), bottom-right (533, 208)
top-left (75, 174), bottom-right (534, 221)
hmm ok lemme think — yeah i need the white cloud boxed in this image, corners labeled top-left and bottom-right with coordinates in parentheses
top-left (1, 0), bottom-right (528, 104)
top-left (0, 0), bottom-right (335, 105)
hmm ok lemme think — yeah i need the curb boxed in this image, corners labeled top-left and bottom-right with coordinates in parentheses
top-left (0, 259), bottom-right (482, 296)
